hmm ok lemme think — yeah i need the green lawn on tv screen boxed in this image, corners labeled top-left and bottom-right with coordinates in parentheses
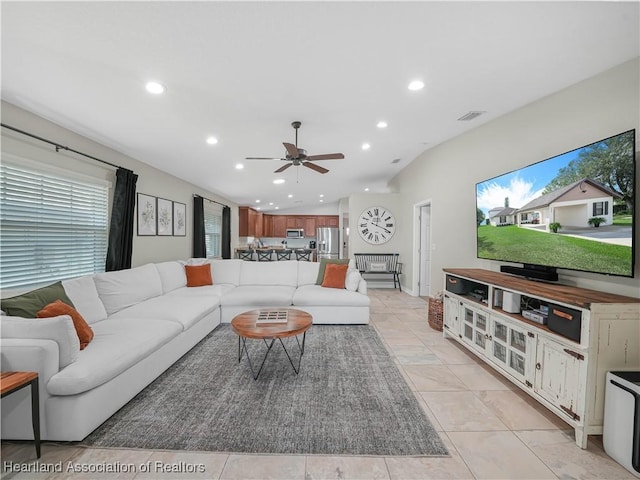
top-left (477, 225), bottom-right (632, 276)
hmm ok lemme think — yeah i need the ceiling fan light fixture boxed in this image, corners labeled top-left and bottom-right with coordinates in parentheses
top-left (247, 121), bottom-right (343, 175)
top-left (273, 178), bottom-right (285, 184)
top-left (235, 163), bottom-right (244, 170)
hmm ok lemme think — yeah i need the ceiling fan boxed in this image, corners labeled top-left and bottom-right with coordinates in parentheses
top-left (245, 121), bottom-right (344, 174)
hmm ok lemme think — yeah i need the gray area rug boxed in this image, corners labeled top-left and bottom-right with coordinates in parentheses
top-left (83, 324), bottom-right (448, 456)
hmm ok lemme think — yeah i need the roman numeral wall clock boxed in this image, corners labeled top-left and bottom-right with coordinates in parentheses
top-left (358, 206), bottom-right (396, 244)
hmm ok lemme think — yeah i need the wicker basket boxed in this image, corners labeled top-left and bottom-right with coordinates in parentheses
top-left (427, 297), bottom-right (444, 332)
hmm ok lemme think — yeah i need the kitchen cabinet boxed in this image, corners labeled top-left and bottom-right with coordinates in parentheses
top-left (442, 268), bottom-right (640, 449)
top-left (238, 206), bottom-right (263, 237)
top-left (272, 216), bottom-right (287, 237)
top-left (317, 216), bottom-right (339, 227)
top-left (254, 211), bottom-right (263, 237)
top-left (239, 211), bottom-right (339, 238)
top-left (303, 217), bottom-right (317, 236)
top-left (286, 216), bottom-right (300, 229)
top-left (262, 214), bottom-right (274, 237)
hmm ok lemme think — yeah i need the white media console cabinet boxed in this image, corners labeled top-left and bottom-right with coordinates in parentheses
top-left (442, 268), bottom-right (640, 448)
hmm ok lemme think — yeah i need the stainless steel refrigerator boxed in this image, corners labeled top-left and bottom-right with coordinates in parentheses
top-left (316, 227), bottom-right (340, 260)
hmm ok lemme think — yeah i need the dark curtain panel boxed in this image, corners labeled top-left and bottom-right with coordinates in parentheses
top-left (193, 196), bottom-right (206, 258)
top-left (105, 168), bottom-right (138, 271)
top-left (222, 205), bottom-right (231, 259)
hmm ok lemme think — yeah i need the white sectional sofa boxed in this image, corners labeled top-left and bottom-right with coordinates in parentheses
top-left (0, 259), bottom-right (369, 441)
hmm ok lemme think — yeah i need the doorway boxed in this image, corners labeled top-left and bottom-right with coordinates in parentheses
top-left (414, 201), bottom-right (432, 297)
top-left (341, 213), bottom-right (349, 259)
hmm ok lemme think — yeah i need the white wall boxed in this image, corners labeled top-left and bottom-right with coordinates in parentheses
top-left (348, 193), bottom-right (403, 255)
top-left (1, 101), bottom-right (239, 267)
top-left (388, 58), bottom-right (640, 298)
top-left (271, 202), bottom-right (339, 215)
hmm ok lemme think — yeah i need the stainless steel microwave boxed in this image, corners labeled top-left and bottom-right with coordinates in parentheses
top-left (286, 228), bottom-right (304, 239)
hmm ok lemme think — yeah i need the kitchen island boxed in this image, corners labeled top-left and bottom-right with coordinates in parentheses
top-left (234, 247), bottom-right (317, 261)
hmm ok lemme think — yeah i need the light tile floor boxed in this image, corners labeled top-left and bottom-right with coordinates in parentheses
top-left (2, 289), bottom-right (635, 479)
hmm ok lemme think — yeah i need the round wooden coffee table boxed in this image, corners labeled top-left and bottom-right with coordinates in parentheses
top-left (231, 309), bottom-right (312, 380)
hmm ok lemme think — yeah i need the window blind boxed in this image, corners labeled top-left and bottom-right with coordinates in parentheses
top-left (204, 202), bottom-right (222, 258)
top-left (0, 162), bottom-right (109, 289)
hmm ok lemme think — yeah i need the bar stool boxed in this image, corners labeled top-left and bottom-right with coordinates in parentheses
top-left (295, 249), bottom-right (312, 261)
top-left (257, 249), bottom-right (274, 261)
top-left (238, 249), bottom-right (255, 261)
top-left (276, 249), bottom-right (293, 261)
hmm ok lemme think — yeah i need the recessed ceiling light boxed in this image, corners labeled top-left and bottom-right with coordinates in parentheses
top-left (145, 81), bottom-right (166, 94)
top-left (255, 199), bottom-right (261, 203)
top-left (319, 194), bottom-right (324, 198)
top-left (269, 202), bottom-right (274, 206)
top-left (273, 179), bottom-right (285, 184)
top-left (364, 187), bottom-right (369, 192)
top-left (275, 207), bottom-right (279, 210)
top-left (235, 163), bottom-right (244, 170)
top-left (408, 80), bottom-right (424, 91)
top-left (206, 136), bottom-right (218, 145)
top-left (377, 121), bottom-right (388, 129)
top-left (362, 143), bottom-right (371, 150)
top-left (288, 194), bottom-right (293, 198)
top-left (256, 207), bottom-right (261, 211)
top-left (319, 199), bottom-right (324, 203)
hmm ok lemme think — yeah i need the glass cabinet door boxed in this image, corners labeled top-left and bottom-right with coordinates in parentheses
top-left (490, 318), bottom-right (509, 368)
top-left (474, 312), bottom-right (488, 349)
top-left (488, 316), bottom-right (535, 385)
top-left (461, 303), bottom-right (490, 354)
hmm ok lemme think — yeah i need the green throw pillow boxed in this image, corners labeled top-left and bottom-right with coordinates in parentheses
top-left (1, 281), bottom-right (74, 318)
top-left (315, 258), bottom-right (350, 285)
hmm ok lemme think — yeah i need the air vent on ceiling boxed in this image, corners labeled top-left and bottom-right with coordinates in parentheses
top-left (457, 111), bottom-right (486, 121)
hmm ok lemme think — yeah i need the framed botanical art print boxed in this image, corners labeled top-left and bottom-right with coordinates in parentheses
top-left (157, 197), bottom-right (173, 236)
top-left (137, 193), bottom-right (157, 236)
top-left (173, 202), bottom-right (186, 236)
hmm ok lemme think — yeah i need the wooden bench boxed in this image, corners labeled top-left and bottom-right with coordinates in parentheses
top-left (353, 253), bottom-right (402, 291)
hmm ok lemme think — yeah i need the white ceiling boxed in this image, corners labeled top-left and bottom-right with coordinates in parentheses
top-left (2, 2), bottom-right (638, 211)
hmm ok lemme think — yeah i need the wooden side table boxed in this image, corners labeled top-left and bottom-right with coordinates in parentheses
top-left (1, 371), bottom-right (40, 458)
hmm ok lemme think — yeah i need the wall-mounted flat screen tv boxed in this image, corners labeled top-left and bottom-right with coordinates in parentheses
top-left (476, 129), bottom-right (635, 279)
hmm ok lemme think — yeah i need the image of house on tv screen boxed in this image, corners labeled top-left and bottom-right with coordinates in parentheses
top-left (476, 130), bottom-right (635, 277)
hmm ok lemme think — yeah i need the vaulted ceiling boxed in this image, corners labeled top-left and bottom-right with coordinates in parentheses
top-left (2, 2), bottom-right (638, 211)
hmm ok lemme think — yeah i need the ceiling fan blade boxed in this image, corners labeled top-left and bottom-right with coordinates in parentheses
top-left (283, 142), bottom-right (299, 158)
top-left (306, 153), bottom-right (344, 161)
top-left (303, 162), bottom-right (329, 174)
top-left (274, 163), bottom-right (293, 173)
top-left (245, 157), bottom-right (283, 160)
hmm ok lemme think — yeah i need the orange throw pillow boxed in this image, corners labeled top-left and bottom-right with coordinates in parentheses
top-left (37, 299), bottom-right (94, 349)
top-left (321, 263), bottom-right (349, 289)
top-left (185, 264), bottom-right (213, 287)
